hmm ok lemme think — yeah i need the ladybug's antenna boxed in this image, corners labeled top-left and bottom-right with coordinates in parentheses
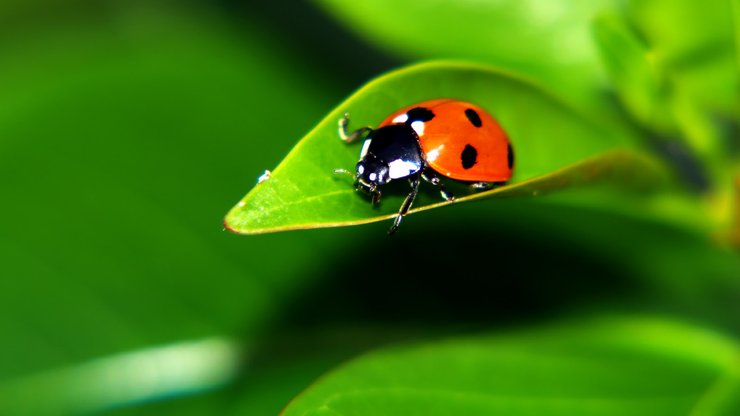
top-left (333, 168), bottom-right (355, 179)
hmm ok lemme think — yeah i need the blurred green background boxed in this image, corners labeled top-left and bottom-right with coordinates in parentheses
top-left (0, 1), bottom-right (738, 415)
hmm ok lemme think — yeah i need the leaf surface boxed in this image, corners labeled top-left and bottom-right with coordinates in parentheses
top-left (226, 61), bottom-right (664, 234)
top-left (282, 317), bottom-right (740, 416)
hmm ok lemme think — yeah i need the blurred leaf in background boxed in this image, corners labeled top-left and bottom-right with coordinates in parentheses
top-left (0, 1), bottom-right (738, 416)
top-left (594, 0), bottom-right (739, 204)
top-left (313, 0), bottom-right (619, 116)
top-left (283, 317), bottom-right (740, 415)
top-left (0, 0), bottom-right (378, 413)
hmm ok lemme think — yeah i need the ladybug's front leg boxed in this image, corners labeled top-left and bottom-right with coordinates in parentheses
top-left (370, 187), bottom-right (382, 207)
top-left (388, 176), bottom-right (421, 235)
top-left (421, 170), bottom-right (454, 201)
top-left (338, 113), bottom-right (373, 143)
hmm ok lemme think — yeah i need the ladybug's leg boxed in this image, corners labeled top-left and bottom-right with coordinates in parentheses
top-left (421, 170), bottom-right (454, 201)
top-left (371, 187), bottom-right (382, 206)
top-left (338, 113), bottom-right (373, 143)
top-left (470, 182), bottom-right (494, 191)
top-left (388, 176), bottom-right (421, 235)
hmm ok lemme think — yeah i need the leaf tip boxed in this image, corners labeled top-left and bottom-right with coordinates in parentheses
top-left (222, 216), bottom-right (239, 234)
top-left (223, 202), bottom-right (247, 235)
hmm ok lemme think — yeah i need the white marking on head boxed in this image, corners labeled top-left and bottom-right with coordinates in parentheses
top-left (368, 172), bottom-right (377, 182)
top-left (411, 121), bottom-right (425, 136)
top-left (392, 114), bottom-right (409, 124)
top-left (388, 160), bottom-right (419, 179)
top-left (357, 164), bottom-right (365, 175)
top-left (360, 138), bottom-right (372, 157)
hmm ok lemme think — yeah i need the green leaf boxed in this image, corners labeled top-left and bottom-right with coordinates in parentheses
top-left (625, 0), bottom-right (738, 112)
top-left (283, 317), bottom-right (740, 416)
top-left (736, 1), bottom-right (740, 69)
top-left (312, 0), bottom-right (618, 114)
top-left (592, 13), bottom-right (671, 133)
top-left (624, 0), bottom-right (740, 162)
top-left (225, 61), bottom-right (665, 235)
top-left (0, 2), bottom-right (349, 412)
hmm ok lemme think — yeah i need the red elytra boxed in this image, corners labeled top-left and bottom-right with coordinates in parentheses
top-left (379, 99), bottom-right (513, 183)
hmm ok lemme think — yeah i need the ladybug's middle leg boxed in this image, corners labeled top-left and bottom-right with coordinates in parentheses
top-left (421, 170), bottom-right (454, 201)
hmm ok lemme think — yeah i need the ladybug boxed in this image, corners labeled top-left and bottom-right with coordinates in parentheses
top-left (335, 99), bottom-right (514, 234)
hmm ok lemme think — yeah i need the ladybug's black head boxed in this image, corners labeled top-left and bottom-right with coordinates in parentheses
top-left (355, 154), bottom-right (390, 194)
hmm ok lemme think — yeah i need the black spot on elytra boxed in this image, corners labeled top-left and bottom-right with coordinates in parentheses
top-left (406, 107), bottom-right (435, 123)
top-left (465, 108), bottom-right (482, 127)
top-left (461, 144), bottom-right (478, 169)
top-left (507, 143), bottom-right (514, 169)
